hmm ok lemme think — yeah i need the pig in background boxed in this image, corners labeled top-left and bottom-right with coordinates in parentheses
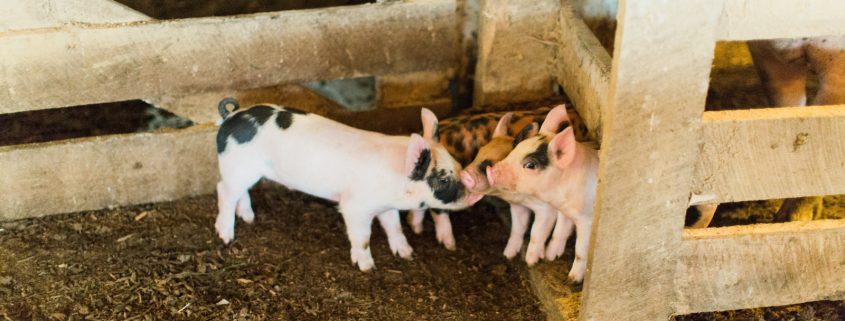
top-left (573, 0), bottom-right (845, 222)
top-left (213, 98), bottom-right (482, 271)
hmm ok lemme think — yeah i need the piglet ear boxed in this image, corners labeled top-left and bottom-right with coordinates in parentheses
top-left (492, 112), bottom-right (514, 138)
top-left (549, 127), bottom-right (577, 169)
top-left (406, 133), bottom-right (432, 179)
top-left (420, 108), bottom-right (439, 140)
top-left (539, 105), bottom-right (570, 134)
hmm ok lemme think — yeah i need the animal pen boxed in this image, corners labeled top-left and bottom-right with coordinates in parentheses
top-left (2, 0), bottom-right (845, 320)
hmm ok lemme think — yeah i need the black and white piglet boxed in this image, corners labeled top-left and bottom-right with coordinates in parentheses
top-left (214, 98), bottom-right (482, 271)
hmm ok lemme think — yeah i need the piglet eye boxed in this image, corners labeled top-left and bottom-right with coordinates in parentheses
top-left (523, 161), bottom-right (536, 170)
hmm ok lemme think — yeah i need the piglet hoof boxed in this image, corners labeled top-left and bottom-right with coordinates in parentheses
top-left (524, 242), bottom-right (544, 267)
top-left (567, 268), bottom-right (585, 284)
top-left (502, 240), bottom-right (521, 260)
top-left (214, 222), bottom-right (235, 244)
top-left (544, 240), bottom-right (566, 262)
top-left (236, 208), bottom-right (255, 224)
top-left (351, 248), bottom-right (376, 272)
top-left (437, 232), bottom-right (457, 251)
top-left (389, 239), bottom-right (415, 260)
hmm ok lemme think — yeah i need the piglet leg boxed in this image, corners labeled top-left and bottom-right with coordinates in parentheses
top-left (432, 212), bottom-right (456, 251)
top-left (235, 191), bottom-right (255, 224)
top-left (215, 182), bottom-right (239, 244)
top-left (525, 206), bottom-right (557, 266)
top-left (568, 215), bottom-right (592, 283)
top-left (378, 209), bottom-right (414, 259)
top-left (408, 209), bottom-right (426, 235)
top-left (340, 206), bottom-right (376, 272)
top-left (545, 211), bottom-right (574, 261)
top-left (503, 204), bottom-right (531, 260)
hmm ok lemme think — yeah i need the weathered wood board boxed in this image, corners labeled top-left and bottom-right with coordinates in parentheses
top-left (0, 125), bottom-right (218, 220)
top-left (676, 220), bottom-right (845, 314)
top-left (554, 0), bottom-right (611, 143)
top-left (692, 106), bottom-right (845, 204)
top-left (0, 0), bottom-right (459, 114)
top-left (717, 0), bottom-right (845, 41)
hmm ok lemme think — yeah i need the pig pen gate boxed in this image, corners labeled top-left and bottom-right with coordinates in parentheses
top-left (1, 0), bottom-right (844, 320)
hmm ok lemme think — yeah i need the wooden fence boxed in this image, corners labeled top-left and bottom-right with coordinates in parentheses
top-left (2, 0), bottom-right (845, 320)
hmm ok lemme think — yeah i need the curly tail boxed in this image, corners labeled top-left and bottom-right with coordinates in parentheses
top-left (218, 97), bottom-right (240, 119)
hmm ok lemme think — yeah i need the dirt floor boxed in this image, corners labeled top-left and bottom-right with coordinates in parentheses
top-left (0, 186), bottom-right (544, 320)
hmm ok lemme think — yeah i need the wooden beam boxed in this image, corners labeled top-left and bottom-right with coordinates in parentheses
top-left (675, 220), bottom-right (845, 314)
top-left (0, 125), bottom-right (218, 220)
top-left (579, 1), bottom-right (720, 320)
top-left (1, 0), bottom-right (147, 31)
top-left (691, 106), bottom-right (845, 205)
top-left (555, 0), bottom-right (611, 143)
top-left (717, 0), bottom-right (845, 41)
top-left (473, 0), bottom-right (559, 107)
top-left (0, 0), bottom-right (459, 114)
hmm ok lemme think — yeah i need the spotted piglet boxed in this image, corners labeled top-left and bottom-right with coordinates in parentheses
top-left (214, 98), bottom-right (482, 271)
top-left (486, 106), bottom-right (597, 282)
top-left (459, 111), bottom-right (574, 265)
top-left (407, 108), bottom-right (552, 250)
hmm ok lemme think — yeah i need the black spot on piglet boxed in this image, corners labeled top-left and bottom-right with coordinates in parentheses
top-left (426, 168), bottom-right (464, 204)
top-left (276, 110), bottom-right (293, 129)
top-left (216, 105), bottom-right (275, 153)
top-left (523, 143), bottom-right (550, 170)
top-left (513, 123), bottom-right (536, 149)
top-left (409, 149), bottom-right (431, 181)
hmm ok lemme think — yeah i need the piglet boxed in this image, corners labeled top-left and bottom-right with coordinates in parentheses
top-left (460, 110), bottom-right (574, 265)
top-left (486, 106), bottom-right (597, 282)
top-left (408, 108), bottom-right (551, 250)
top-left (214, 98), bottom-right (482, 271)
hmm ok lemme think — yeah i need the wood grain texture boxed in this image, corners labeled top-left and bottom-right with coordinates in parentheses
top-left (579, 1), bottom-right (720, 320)
top-left (0, 0), bottom-right (459, 113)
top-left (554, 0), bottom-right (611, 143)
top-left (1, 0), bottom-right (147, 31)
top-left (691, 106), bottom-right (845, 204)
top-left (473, 0), bottom-right (559, 107)
top-left (717, 0), bottom-right (845, 41)
top-left (676, 220), bottom-right (845, 314)
top-left (0, 125), bottom-right (218, 220)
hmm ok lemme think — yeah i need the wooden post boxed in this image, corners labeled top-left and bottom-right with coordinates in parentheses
top-left (473, 0), bottom-right (559, 107)
top-left (579, 1), bottom-right (720, 320)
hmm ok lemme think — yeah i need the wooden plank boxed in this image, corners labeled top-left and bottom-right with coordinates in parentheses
top-left (0, 0), bottom-right (459, 114)
top-left (675, 220), bottom-right (845, 314)
top-left (691, 106), bottom-right (845, 205)
top-left (0, 125), bottom-right (218, 221)
top-left (717, 0), bottom-right (845, 40)
top-left (555, 0), bottom-right (611, 143)
top-left (473, 0), bottom-right (559, 107)
top-left (579, 1), bottom-right (720, 320)
top-left (1, 0), bottom-right (147, 31)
